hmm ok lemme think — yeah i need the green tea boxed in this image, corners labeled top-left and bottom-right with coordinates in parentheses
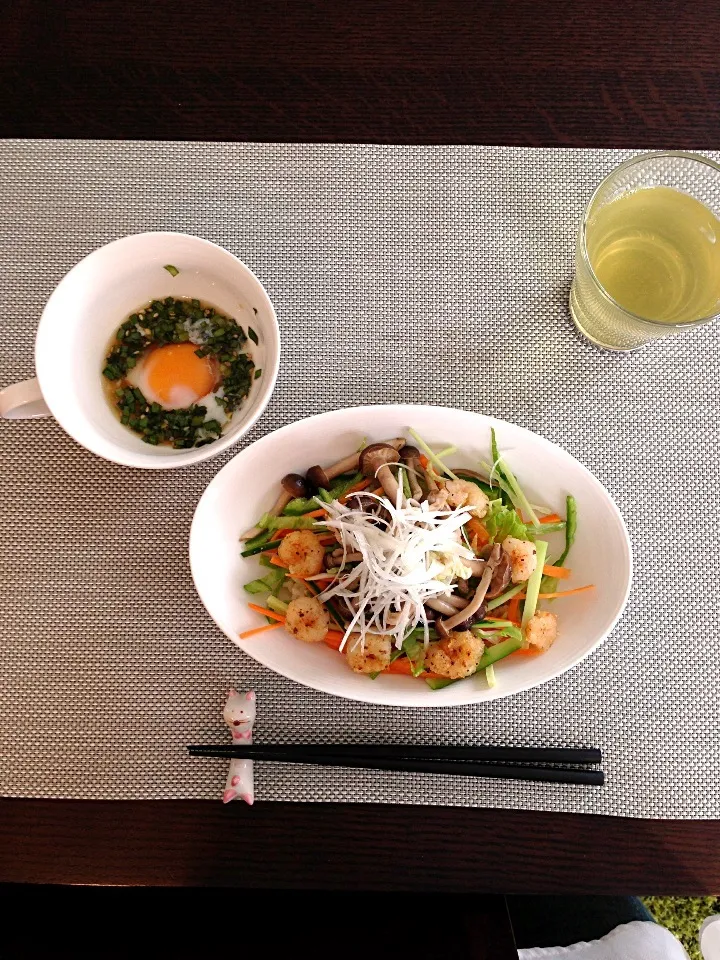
top-left (586, 186), bottom-right (720, 323)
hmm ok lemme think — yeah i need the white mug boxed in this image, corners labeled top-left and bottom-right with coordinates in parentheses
top-left (0, 233), bottom-right (280, 468)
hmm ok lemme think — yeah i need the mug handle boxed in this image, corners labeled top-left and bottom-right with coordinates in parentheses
top-left (0, 378), bottom-right (52, 419)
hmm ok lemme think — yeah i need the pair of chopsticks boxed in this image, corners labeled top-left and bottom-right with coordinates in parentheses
top-left (187, 743), bottom-right (604, 785)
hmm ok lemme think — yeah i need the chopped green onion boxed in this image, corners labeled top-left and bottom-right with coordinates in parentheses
top-left (248, 327), bottom-right (259, 345)
top-left (163, 264), bottom-right (179, 277)
top-left (521, 540), bottom-right (548, 629)
top-left (254, 368), bottom-right (262, 379)
top-left (408, 428), bottom-right (459, 480)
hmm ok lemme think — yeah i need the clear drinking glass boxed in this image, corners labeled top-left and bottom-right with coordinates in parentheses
top-left (569, 151), bottom-right (720, 350)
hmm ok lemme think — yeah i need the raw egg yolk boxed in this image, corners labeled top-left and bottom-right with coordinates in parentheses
top-left (144, 343), bottom-right (218, 408)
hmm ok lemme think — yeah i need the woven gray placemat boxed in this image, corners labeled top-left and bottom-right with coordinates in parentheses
top-left (1, 140), bottom-right (718, 816)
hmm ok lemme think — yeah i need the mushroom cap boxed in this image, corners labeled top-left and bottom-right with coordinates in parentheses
top-left (281, 473), bottom-right (310, 498)
top-left (306, 465), bottom-right (331, 490)
top-left (399, 445), bottom-right (421, 460)
top-left (359, 442), bottom-right (400, 478)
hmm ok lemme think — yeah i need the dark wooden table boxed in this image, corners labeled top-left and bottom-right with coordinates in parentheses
top-left (2, 0), bottom-right (720, 899)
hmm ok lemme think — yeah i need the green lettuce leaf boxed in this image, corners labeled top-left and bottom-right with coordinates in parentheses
top-left (482, 499), bottom-right (532, 544)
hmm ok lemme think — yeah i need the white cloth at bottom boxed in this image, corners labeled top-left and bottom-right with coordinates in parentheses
top-left (518, 921), bottom-right (690, 959)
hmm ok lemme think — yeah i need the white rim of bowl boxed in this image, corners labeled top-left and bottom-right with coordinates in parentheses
top-left (189, 404), bottom-right (634, 706)
top-left (34, 232), bottom-right (280, 469)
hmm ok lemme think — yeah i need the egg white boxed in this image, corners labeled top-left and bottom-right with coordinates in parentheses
top-left (197, 390), bottom-right (229, 427)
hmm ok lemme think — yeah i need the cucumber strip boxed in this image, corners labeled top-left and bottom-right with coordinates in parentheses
top-left (243, 529), bottom-right (272, 550)
top-left (521, 540), bottom-right (548, 628)
top-left (259, 514), bottom-right (320, 531)
top-left (243, 579), bottom-right (270, 595)
top-left (555, 495), bottom-right (577, 567)
top-left (408, 428), bottom-right (459, 480)
top-left (497, 455), bottom-right (540, 527)
top-left (240, 538), bottom-right (282, 558)
top-left (485, 583), bottom-right (524, 610)
top-left (266, 596), bottom-right (289, 615)
top-left (328, 471), bottom-right (364, 500)
top-left (475, 635), bottom-right (524, 669)
top-left (426, 635), bottom-right (524, 690)
top-left (282, 497), bottom-right (320, 516)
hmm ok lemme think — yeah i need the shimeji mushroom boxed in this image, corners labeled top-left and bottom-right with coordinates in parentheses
top-left (399, 445), bottom-right (424, 500)
top-left (437, 544), bottom-right (502, 634)
top-left (359, 442), bottom-right (404, 503)
top-left (425, 595), bottom-right (469, 616)
top-left (240, 473), bottom-right (309, 541)
top-left (306, 437), bottom-right (405, 490)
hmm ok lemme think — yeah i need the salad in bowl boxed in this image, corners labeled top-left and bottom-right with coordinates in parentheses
top-left (238, 429), bottom-right (586, 691)
top-left (190, 405), bottom-right (631, 707)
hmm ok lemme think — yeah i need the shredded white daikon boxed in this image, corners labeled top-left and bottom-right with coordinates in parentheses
top-left (316, 492), bottom-right (477, 652)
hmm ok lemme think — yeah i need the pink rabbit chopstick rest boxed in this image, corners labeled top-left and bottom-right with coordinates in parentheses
top-left (222, 688), bottom-right (256, 805)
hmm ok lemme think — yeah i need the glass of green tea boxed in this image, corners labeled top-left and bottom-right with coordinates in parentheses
top-left (570, 151), bottom-right (720, 350)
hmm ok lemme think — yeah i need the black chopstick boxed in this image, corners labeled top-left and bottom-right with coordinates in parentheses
top-left (187, 744), bottom-right (604, 786)
top-left (188, 743), bottom-right (601, 764)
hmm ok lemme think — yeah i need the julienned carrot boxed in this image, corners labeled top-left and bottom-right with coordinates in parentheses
top-left (239, 622), bottom-right (283, 639)
top-left (318, 535), bottom-right (338, 545)
top-left (466, 517), bottom-right (490, 547)
top-left (539, 585), bottom-right (595, 598)
top-left (339, 478), bottom-right (373, 502)
top-left (515, 585), bottom-right (595, 600)
top-left (540, 513), bottom-right (563, 524)
top-left (542, 563), bottom-right (571, 579)
top-left (384, 657), bottom-right (443, 679)
top-left (245, 601), bottom-right (345, 648)
top-left (305, 508), bottom-right (328, 519)
top-left (386, 657), bottom-right (414, 675)
top-left (419, 454), bottom-right (429, 469)
top-left (505, 595), bottom-right (522, 624)
top-left (247, 602), bottom-right (286, 622)
top-left (269, 555), bottom-right (288, 568)
top-left (323, 631), bottom-right (345, 650)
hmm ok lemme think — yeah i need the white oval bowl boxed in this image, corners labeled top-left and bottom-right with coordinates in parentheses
top-left (35, 232), bottom-right (280, 469)
top-left (190, 405), bottom-right (632, 707)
